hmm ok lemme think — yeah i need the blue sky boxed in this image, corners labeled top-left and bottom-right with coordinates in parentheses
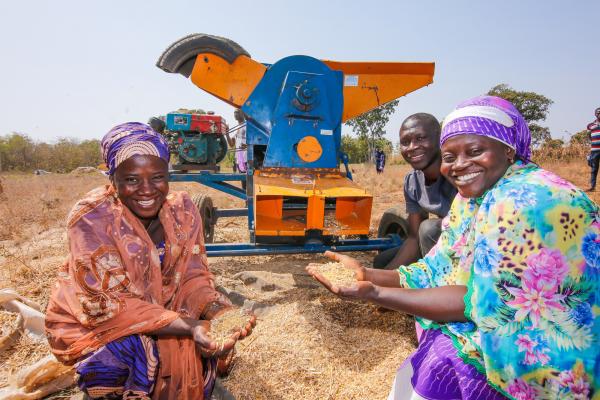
top-left (1, 0), bottom-right (598, 144)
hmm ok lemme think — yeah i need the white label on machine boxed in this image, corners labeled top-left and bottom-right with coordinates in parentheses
top-left (291, 174), bottom-right (315, 185)
top-left (344, 75), bottom-right (359, 86)
top-left (320, 129), bottom-right (333, 136)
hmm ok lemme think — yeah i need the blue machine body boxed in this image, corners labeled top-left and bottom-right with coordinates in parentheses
top-left (241, 55), bottom-right (344, 169)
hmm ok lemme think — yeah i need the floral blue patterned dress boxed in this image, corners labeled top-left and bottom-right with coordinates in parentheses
top-left (395, 161), bottom-right (600, 399)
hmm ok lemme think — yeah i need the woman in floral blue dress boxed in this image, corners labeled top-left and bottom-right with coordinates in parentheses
top-left (308, 96), bottom-right (600, 399)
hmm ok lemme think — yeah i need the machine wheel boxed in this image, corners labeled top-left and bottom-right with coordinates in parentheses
top-left (377, 207), bottom-right (409, 240)
top-left (192, 193), bottom-right (215, 243)
top-left (215, 135), bottom-right (228, 164)
top-left (156, 34), bottom-right (251, 78)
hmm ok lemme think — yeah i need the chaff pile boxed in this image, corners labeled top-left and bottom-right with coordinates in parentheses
top-left (221, 295), bottom-right (416, 400)
top-left (0, 289), bottom-right (76, 399)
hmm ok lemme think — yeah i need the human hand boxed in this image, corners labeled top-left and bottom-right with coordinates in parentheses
top-left (238, 313), bottom-right (256, 340)
top-left (191, 320), bottom-right (238, 358)
top-left (212, 308), bottom-right (257, 340)
top-left (309, 251), bottom-right (366, 279)
top-left (336, 280), bottom-right (377, 300)
top-left (306, 251), bottom-right (370, 298)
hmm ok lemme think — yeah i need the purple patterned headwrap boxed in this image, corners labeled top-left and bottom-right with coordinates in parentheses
top-left (101, 122), bottom-right (170, 175)
top-left (441, 96), bottom-right (531, 161)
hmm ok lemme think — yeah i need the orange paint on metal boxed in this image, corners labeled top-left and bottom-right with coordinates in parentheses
top-left (296, 136), bottom-right (323, 163)
top-left (306, 196), bottom-right (325, 230)
top-left (322, 61), bottom-right (435, 122)
top-left (189, 54), bottom-right (267, 108)
top-left (253, 171), bottom-right (372, 237)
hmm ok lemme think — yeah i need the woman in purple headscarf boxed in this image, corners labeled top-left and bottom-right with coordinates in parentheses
top-left (308, 97), bottom-right (600, 399)
top-left (46, 122), bottom-right (255, 399)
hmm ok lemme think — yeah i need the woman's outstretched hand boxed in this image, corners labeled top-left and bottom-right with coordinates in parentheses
top-left (213, 308), bottom-right (257, 340)
top-left (306, 251), bottom-right (376, 300)
top-left (191, 320), bottom-right (238, 358)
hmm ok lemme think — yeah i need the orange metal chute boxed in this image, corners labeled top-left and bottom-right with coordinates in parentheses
top-left (189, 54), bottom-right (267, 108)
top-left (322, 61), bottom-right (435, 122)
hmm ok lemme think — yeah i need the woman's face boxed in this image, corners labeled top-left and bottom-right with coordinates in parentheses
top-left (440, 135), bottom-right (515, 198)
top-left (112, 155), bottom-right (169, 225)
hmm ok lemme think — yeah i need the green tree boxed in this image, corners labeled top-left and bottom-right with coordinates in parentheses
top-left (487, 84), bottom-right (553, 147)
top-left (542, 138), bottom-right (564, 149)
top-left (2, 133), bottom-right (35, 171)
top-left (0, 133), bottom-right (103, 172)
top-left (345, 100), bottom-right (399, 162)
top-left (570, 129), bottom-right (590, 146)
top-left (341, 135), bottom-right (393, 163)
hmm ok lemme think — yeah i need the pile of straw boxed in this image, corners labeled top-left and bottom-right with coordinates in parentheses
top-left (0, 334), bottom-right (51, 388)
top-left (221, 294), bottom-right (416, 400)
top-left (0, 310), bottom-right (18, 337)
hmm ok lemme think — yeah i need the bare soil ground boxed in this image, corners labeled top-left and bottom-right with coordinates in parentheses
top-left (0, 161), bottom-right (598, 399)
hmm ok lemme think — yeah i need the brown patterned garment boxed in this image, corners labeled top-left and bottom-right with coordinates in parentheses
top-left (45, 185), bottom-right (230, 399)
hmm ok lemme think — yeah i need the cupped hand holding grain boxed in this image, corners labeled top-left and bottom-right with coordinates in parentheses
top-left (191, 320), bottom-right (238, 358)
top-left (306, 251), bottom-right (376, 300)
top-left (307, 251), bottom-right (366, 279)
top-left (208, 308), bottom-right (256, 352)
top-left (213, 308), bottom-right (257, 341)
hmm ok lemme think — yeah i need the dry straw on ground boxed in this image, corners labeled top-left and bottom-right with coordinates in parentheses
top-left (221, 297), bottom-right (416, 400)
top-left (0, 310), bottom-right (18, 337)
top-left (0, 160), bottom-right (599, 398)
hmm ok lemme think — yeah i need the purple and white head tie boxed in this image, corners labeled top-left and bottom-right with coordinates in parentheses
top-left (440, 96), bottom-right (531, 162)
top-left (101, 122), bottom-right (170, 175)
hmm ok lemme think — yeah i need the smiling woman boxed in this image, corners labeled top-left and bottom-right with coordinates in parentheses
top-left (307, 97), bottom-right (600, 399)
top-left (44, 122), bottom-right (255, 400)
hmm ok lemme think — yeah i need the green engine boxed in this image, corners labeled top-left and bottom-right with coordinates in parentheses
top-left (150, 111), bottom-right (228, 170)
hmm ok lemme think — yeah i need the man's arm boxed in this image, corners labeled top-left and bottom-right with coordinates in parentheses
top-left (384, 212), bottom-right (427, 269)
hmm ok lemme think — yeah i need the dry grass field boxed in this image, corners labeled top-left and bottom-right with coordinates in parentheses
top-left (0, 160), bottom-right (598, 399)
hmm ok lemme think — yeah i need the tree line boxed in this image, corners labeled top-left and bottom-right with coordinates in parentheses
top-left (342, 83), bottom-right (592, 164)
top-left (0, 133), bottom-right (102, 172)
top-left (0, 83), bottom-right (593, 171)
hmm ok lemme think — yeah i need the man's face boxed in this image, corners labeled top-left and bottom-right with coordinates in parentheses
top-left (399, 119), bottom-right (440, 170)
top-left (595, 108), bottom-right (600, 120)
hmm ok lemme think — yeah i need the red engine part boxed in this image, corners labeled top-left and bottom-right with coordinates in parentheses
top-left (189, 114), bottom-right (228, 135)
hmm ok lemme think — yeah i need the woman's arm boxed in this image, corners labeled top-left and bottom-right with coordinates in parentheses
top-left (340, 282), bottom-right (467, 322)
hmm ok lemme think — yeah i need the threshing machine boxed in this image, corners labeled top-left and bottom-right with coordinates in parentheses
top-left (156, 34), bottom-right (434, 256)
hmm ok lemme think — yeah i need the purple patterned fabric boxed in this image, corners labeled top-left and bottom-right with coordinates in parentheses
top-left (401, 329), bottom-right (506, 400)
top-left (441, 96), bottom-right (531, 162)
top-left (76, 334), bottom-right (218, 399)
top-left (101, 122), bottom-right (170, 175)
top-left (76, 335), bottom-right (159, 399)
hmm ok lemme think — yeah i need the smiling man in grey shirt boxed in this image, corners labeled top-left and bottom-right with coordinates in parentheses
top-left (374, 113), bottom-right (457, 269)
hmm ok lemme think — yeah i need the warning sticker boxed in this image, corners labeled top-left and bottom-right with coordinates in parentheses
top-left (344, 75), bottom-right (359, 87)
top-left (320, 129), bottom-right (333, 136)
top-left (291, 174), bottom-right (315, 185)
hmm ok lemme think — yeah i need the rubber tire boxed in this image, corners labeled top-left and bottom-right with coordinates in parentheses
top-left (156, 34), bottom-right (251, 77)
top-left (377, 207), bottom-right (409, 240)
top-left (192, 193), bottom-right (215, 243)
top-left (215, 135), bottom-right (228, 164)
